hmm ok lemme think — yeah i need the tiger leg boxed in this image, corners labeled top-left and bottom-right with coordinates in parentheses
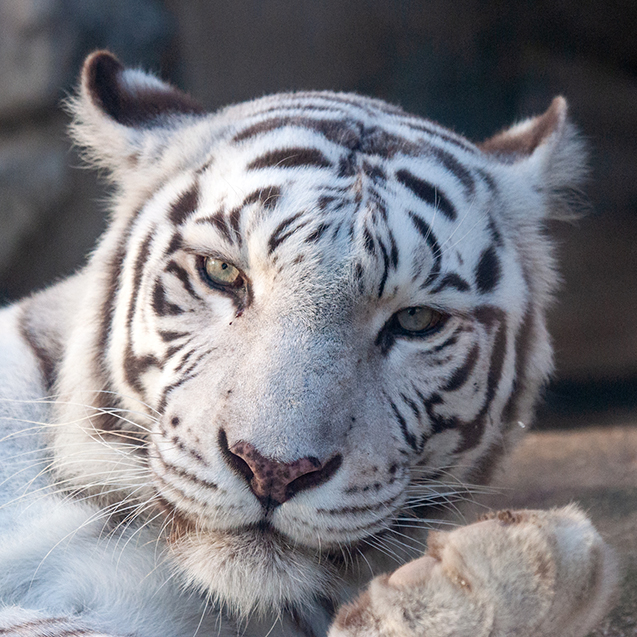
top-left (330, 505), bottom-right (618, 637)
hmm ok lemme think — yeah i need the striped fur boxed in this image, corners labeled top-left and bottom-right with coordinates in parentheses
top-left (0, 52), bottom-right (616, 636)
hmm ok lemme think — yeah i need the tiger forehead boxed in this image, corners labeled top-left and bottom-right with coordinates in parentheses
top-left (190, 111), bottom-right (484, 231)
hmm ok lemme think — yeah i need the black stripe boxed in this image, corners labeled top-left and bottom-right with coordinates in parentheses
top-left (159, 330), bottom-right (189, 342)
top-left (234, 116), bottom-right (361, 149)
top-left (166, 261), bottom-right (202, 301)
top-left (92, 228), bottom-right (131, 433)
top-left (362, 159), bottom-right (386, 182)
top-left (268, 211), bottom-right (305, 254)
top-left (408, 212), bottom-right (442, 284)
top-left (124, 233), bottom-right (160, 393)
top-left (401, 392), bottom-right (421, 419)
top-left (156, 352), bottom-right (203, 413)
top-left (475, 246), bottom-right (502, 294)
top-left (18, 304), bottom-right (56, 390)
top-left (456, 309), bottom-right (507, 453)
top-left (432, 331), bottom-right (459, 353)
top-left (152, 281), bottom-right (184, 316)
top-left (164, 231), bottom-right (182, 256)
top-left (228, 205), bottom-right (243, 243)
top-left (429, 146), bottom-right (476, 197)
top-left (359, 127), bottom-right (420, 158)
top-left (318, 195), bottom-right (336, 210)
top-left (502, 306), bottom-right (533, 426)
top-left (388, 229), bottom-right (399, 268)
top-left (389, 399), bottom-right (421, 452)
top-left (377, 238), bottom-right (390, 298)
top-left (487, 215), bottom-right (504, 247)
top-left (173, 348), bottom-right (195, 373)
top-left (397, 169), bottom-right (457, 221)
top-left (401, 120), bottom-right (478, 154)
top-left (338, 153), bottom-right (357, 177)
top-left (430, 272), bottom-right (471, 294)
top-left (363, 226), bottom-right (375, 255)
top-left (419, 391), bottom-right (458, 435)
top-left (442, 343), bottom-right (480, 392)
top-left (247, 147), bottom-right (331, 170)
top-left (305, 222), bottom-right (331, 244)
top-left (242, 185), bottom-right (281, 210)
top-left (169, 183), bottom-right (199, 225)
top-left (98, 241), bottom-right (126, 360)
top-left (195, 209), bottom-right (234, 244)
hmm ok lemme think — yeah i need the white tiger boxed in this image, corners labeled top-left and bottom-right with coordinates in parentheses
top-left (0, 51), bottom-right (617, 636)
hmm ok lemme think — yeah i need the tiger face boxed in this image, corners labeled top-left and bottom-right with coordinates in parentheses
top-left (45, 52), bottom-right (585, 613)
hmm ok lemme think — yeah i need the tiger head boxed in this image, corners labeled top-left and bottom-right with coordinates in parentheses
top-left (41, 52), bottom-right (585, 615)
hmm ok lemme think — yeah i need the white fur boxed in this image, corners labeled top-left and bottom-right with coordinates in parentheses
top-left (0, 55), bottom-right (617, 636)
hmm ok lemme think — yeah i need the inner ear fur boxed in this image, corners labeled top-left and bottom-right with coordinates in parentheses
top-left (82, 50), bottom-right (204, 127)
top-left (479, 97), bottom-right (567, 158)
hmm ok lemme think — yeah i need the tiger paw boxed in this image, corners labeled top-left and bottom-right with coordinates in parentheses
top-left (330, 506), bottom-right (618, 637)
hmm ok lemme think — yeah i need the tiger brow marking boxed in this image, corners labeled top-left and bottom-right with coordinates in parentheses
top-left (227, 205), bottom-right (243, 244)
top-left (268, 211), bottom-right (306, 254)
top-left (430, 272), bottom-right (471, 294)
top-left (195, 209), bottom-right (234, 244)
top-left (169, 182), bottom-right (199, 225)
top-left (408, 212), bottom-right (442, 285)
top-left (242, 185), bottom-right (281, 210)
top-left (396, 169), bottom-right (457, 221)
top-left (247, 147), bottom-right (332, 170)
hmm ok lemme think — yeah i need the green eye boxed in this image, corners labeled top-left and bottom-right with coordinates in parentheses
top-left (394, 306), bottom-right (443, 333)
top-left (202, 258), bottom-right (243, 288)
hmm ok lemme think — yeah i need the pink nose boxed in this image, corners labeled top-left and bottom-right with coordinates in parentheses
top-left (221, 433), bottom-right (341, 507)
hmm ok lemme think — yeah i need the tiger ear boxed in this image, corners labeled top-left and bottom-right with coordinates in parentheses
top-left (479, 97), bottom-right (588, 220)
top-left (69, 51), bottom-right (204, 177)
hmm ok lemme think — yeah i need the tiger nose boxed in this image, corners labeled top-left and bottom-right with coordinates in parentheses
top-left (220, 432), bottom-right (341, 507)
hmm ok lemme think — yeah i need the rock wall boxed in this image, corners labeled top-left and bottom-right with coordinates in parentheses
top-left (0, 0), bottom-right (173, 297)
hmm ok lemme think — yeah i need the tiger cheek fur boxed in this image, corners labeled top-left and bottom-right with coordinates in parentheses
top-left (0, 50), bottom-right (617, 636)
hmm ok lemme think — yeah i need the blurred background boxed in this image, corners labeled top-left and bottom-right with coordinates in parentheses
top-left (0, 0), bottom-right (636, 426)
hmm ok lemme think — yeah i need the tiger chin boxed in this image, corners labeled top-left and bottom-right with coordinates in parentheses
top-left (0, 51), bottom-right (618, 637)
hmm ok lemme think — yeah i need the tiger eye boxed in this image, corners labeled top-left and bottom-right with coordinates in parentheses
top-left (203, 258), bottom-right (242, 287)
top-left (395, 306), bottom-right (442, 333)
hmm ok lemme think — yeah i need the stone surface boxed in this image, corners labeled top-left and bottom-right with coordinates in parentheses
top-left (479, 422), bottom-right (637, 636)
top-left (0, 121), bottom-right (71, 272)
top-left (0, 0), bottom-right (174, 302)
